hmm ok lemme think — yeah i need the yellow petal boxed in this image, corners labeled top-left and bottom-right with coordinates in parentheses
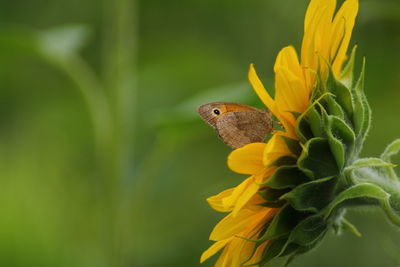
top-left (200, 238), bottom-right (232, 263)
top-left (228, 142), bottom-right (266, 174)
top-left (248, 64), bottom-right (278, 118)
top-left (231, 179), bottom-right (260, 216)
top-left (207, 188), bottom-right (235, 212)
top-left (316, 2), bottom-right (335, 63)
top-left (210, 208), bottom-right (278, 266)
top-left (332, 0), bottom-right (359, 76)
top-left (230, 237), bottom-right (258, 267)
top-left (246, 241), bottom-right (268, 264)
top-left (274, 46), bottom-right (303, 80)
top-left (215, 241), bottom-right (232, 267)
top-left (263, 132), bottom-right (292, 166)
top-left (249, 64), bottom-right (296, 137)
top-left (222, 176), bottom-right (255, 212)
top-left (246, 192), bottom-right (269, 208)
top-left (274, 46), bottom-right (310, 124)
top-left (210, 207), bottom-right (267, 241)
top-left (304, 0), bottom-right (336, 32)
top-left (304, 0), bottom-right (336, 34)
top-left (302, 0), bottom-right (336, 88)
top-left (330, 11), bottom-right (346, 63)
top-left (275, 66), bottom-right (309, 118)
top-left (254, 167), bottom-right (276, 184)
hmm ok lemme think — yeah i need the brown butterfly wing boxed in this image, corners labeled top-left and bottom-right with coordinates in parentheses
top-left (198, 102), bottom-right (255, 128)
top-left (215, 110), bottom-right (273, 149)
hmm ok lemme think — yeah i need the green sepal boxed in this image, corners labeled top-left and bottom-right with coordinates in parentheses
top-left (268, 215), bottom-right (329, 265)
top-left (263, 166), bottom-right (310, 189)
top-left (280, 136), bottom-right (302, 156)
top-left (352, 58), bottom-right (371, 150)
top-left (259, 205), bottom-right (304, 241)
top-left (287, 215), bottom-right (328, 247)
top-left (347, 157), bottom-right (395, 170)
top-left (334, 218), bottom-right (362, 237)
top-left (295, 92), bottom-right (333, 144)
top-left (344, 157), bottom-right (396, 185)
top-left (278, 243), bottom-right (301, 258)
top-left (358, 59), bottom-right (371, 141)
top-left (380, 139), bottom-right (400, 181)
top-left (287, 111), bottom-right (302, 119)
top-left (281, 240), bottom-right (322, 267)
top-left (322, 183), bottom-right (390, 220)
top-left (298, 138), bottom-right (338, 179)
top-left (325, 115), bottom-right (356, 169)
top-left (329, 115), bottom-right (356, 145)
top-left (346, 165), bottom-right (400, 227)
top-left (325, 95), bottom-right (345, 119)
top-left (251, 237), bottom-right (289, 267)
top-left (326, 127), bottom-right (346, 171)
top-left (282, 176), bottom-right (337, 212)
top-left (306, 106), bottom-right (324, 138)
top-left (295, 114), bottom-right (313, 144)
top-left (340, 45), bottom-right (358, 88)
top-left (330, 209), bottom-right (362, 237)
top-left (259, 187), bottom-right (289, 203)
top-left (259, 200), bottom-right (287, 208)
top-left (326, 65), bottom-right (354, 119)
top-left (351, 78), bottom-right (365, 139)
top-left (381, 139), bottom-right (400, 163)
top-left (269, 155), bottom-right (298, 168)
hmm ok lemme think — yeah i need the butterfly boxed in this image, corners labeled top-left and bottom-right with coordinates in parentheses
top-left (198, 102), bottom-right (273, 149)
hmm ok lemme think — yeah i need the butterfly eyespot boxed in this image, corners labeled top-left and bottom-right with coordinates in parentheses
top-left (213, 109), bottom-right (221, 115)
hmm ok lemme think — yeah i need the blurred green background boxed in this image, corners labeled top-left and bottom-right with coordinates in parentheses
top-left (0, 0), bottom-right (399, 266)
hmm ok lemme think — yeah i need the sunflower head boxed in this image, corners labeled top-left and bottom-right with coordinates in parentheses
top-left (201, 0), bottom-right (400, 266)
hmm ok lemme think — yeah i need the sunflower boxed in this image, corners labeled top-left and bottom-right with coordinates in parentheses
top-left (201, 0), bottom-right (359, 266)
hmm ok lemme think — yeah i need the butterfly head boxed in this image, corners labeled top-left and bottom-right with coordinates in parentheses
top-left (197, 103), bottom-right (228, 127)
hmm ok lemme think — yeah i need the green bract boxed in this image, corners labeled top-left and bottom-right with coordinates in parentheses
top-left (254, 47), bottom-right (400, 266)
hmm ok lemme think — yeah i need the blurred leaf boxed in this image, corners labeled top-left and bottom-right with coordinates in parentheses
top-left (0, 24), bottom-right (91, 62)
top-left (151, 81), bottom-right (254, 126)
top-left (36, 24), bottom-right (91, 60)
